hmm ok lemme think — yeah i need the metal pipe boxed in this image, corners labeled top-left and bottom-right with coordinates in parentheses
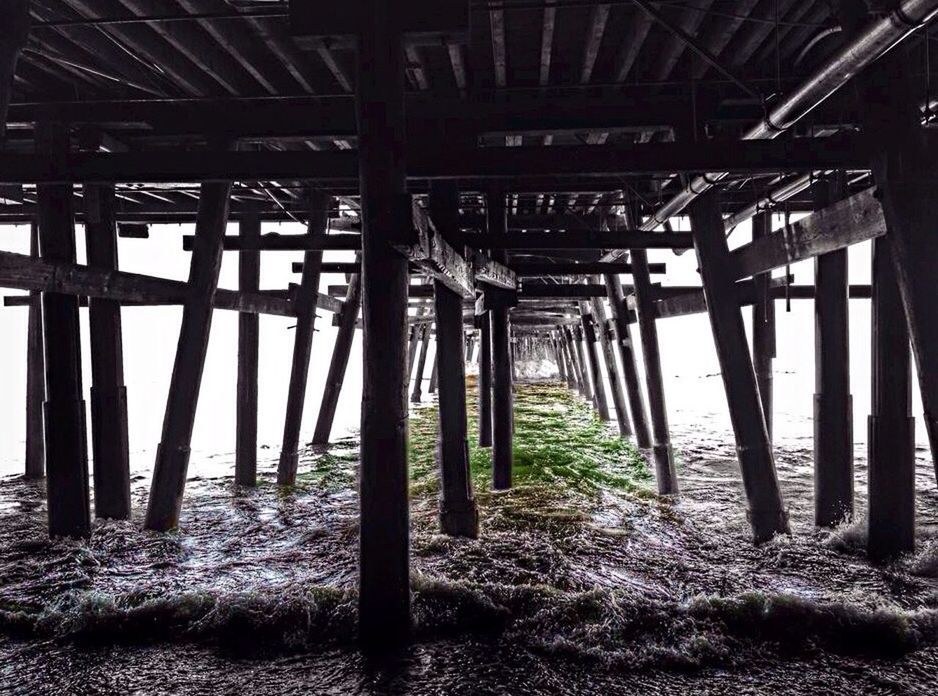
top-left (635, 0), bottom-right (938, 235)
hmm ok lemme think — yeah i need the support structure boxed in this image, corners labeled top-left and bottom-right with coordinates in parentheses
top-left (579, 300), bottom-right (609, 420)
top-left (478, 316), bottom-right (493, 447)
top-left (145, 180), bottom-right (232, 531)
top-left (570, 325), bottom-right (592, 401)
top-left (410, 321), bottom-right (431, 403)
top-left (355, 3), bottom-right (411, 646)
top-left (590, 288), bottom-right (632, 438)
top-left (236, 215), bottom-right (260, 486)
top-left (750, 212), bottom-right (775, 442)
top-left (867, 236), bottom-right (915, 561)
top-left (24, 222), bottom-right (44, 480)
top-left (37, 123), bottom-right (90, 538)
top-left (277, 193), bottom-right (328, 485)
top-left (312, 256), bottom-right (362, 444)
top-left (84, 183), bottom-right (131, 519)
top-left (812, 176), bottom-right (853, 528)
top-left (688, 191), bottom-right (788, 543)
top-left (428, 355), bottom-right (438, 394)
top-left (487, 190), bottom-right (513, 490)
top-left (604, 272), bottom-right (650, 447)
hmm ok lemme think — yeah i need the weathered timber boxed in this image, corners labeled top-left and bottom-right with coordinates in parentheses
top-left (355, 3), bottom-right (411, 647)
top-left (394, 200), bottom-right (474, 297)
top-left (145, 181), bottom-right (232, 532)
top-left (37, 122), bottom-right (90, 539)
top-left (868, 236), bottom-right (915, 561)
top-left (488, 190), bottom-right (513, 490)
top-left (689, 192), bottom-right (788, 543)
top-left (563, 325), bottom-right (587, 397)
top-left (812, 176), bottom-right (854, 528)
top-left (411, 322), bottom-right (432, 403)
top-left (312, 255), bottom-right (362, 445)
top-left (579, 300), bottom-right (609, 420)
top-left (590, 284), bottom-right (632, 438)
top-left (428, 353), bottom-right (438, 394)
top-left (236, 215), bottom-right (260, 486)
top-left (478, 316), bottom-right (493, 447)
top-left (466, 230), bottom-right (693, 250)
top-left (604, 272), bottom-right (651, 448)
top-left (24, 222), bottom-right (44, 480)
top-left (570, 325), bottom-right (592, 401)
top-left (278, 192), bottom-right (329, 486)
top-left (0, 0), bottom-right (28, 138)
top-left (512, 261), bottom-right (667, 276)
top-left (750, 212), bottom-right (775, 442)
top-left (84, 183), bottom-right (131, 519)
top-left (473, 250), bottom-right (517, 291)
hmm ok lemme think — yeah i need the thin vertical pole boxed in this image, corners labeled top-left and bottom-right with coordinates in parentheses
top-left (312, 256), bottom-right (362, 445)
top-left (25, 221), bottom-right (45, 480)
top-left (84, 183), bottom-right (131, 519)
top-left (145, 180), bottom-right (232, 531)
top-left (570, 325), bottom-right (591, 400)
top-left (478, 315), bottom-right (493, 447)
top-left (868, 237), bottom-right (915, 561)
top-left (36, 122), bottom-right (90, 538)
top-left (604, 273), bottom-right (651, 447)
top-left (487, 190), bottom-right (513, 490)
top-left (428, 353), bottom-right (438, 394)
top-left (688, 192), bottom-right (788, 543)
top-left (579, 300), bottom-right (609, 420)
top-left (410, 322), bottom-right (431, 403)
top-left (751, 212), bottom-right (775, 442)
top-left (356, 1), bottom-right (411, 646)
top-left (277, 192), bottom-right (328, 485)
top-left (590, 287), bottom-right (632, 438)
top-left (812, 175), bottom-right (853, 527)
top-left (236, 215), bottom-right (260, 486)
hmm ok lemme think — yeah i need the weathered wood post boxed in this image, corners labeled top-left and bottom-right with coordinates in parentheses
top-left (487, 190), bottom-right (513, 490)
top-left (578, 300), bottom-right (610, 420)
top-left (688, 192), bottom-right (788, 542)
top-left (604, 273), bottom-right (651, 447)
top-left (569, 325), bottom-right (591, 400)
top-left (552, 332), bottom-right (568, 383)
top-left (477, 314), bottom-right (493, 447)
top-left (36, 122), bottom-right (90, 538)
top-left (465, 333), bottom-right (475, 363)
top-left (429, 182), bottom-right (478, 537)
top-left (312, 255), bottom-right (362, 444)
top-left (591, 281), bottom-right (632, 438)
top-left (750, 212), bottom-right (775, 442)
top-left (84, 183), bottom-right (131, 519)
top-left (812, 175), bottom-right (854, 527)
top-left (355, 1), bottom-right (412, 646)
top-left (868, 236), bottom-right (915, 561)
top-left (145, 180), bottom-right (232, 531)
top-left (235, 215), bottom-right (261, 486)
top-left (406, 305), bottom-right (427, 380)
top-left (630, 245), bottom-right (678, 492)
top-left (277, 192), bottom-right (328, 485)
top-left (558, 328), bottom-right (578, 391)
top-left (410, 321), bottom-right (431, 403)
top-left (25, 221), bottom-right (45, 480)
top-left (428, 354), bottom-right (438, 394)
top-left (562, 326), bottom-right (584, 395)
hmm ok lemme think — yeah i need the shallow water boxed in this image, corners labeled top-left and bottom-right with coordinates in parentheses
top-left (1, 381), bottom-right (937, 695)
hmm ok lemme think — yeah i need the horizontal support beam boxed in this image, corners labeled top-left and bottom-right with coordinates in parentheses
top-left (655, 283), bottom-right (873, 320)
top-left (466, 230), bottom-right (694, 250)
top-left (392, 200), bottom-right (475, 297)
top-left (0, 137), bottom-right (870, 185)
top-left (296, 259), bottom-right (667, 276)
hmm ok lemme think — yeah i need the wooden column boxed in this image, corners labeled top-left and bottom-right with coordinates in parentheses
top-left (428, 354), bottom-right (438, 395)
top-left (563, 326), bottom-right (585, 395)
top-left (236, 215), bottom-right (260, 486)
top-left (356, 3), bottom-right (411, 646)
top-left (84, 183), bottom-right (131, 519)
top-left (868, 237), bottom-right (915, 561)
top-left (553, 333), bottom-right (568, 383)
top-left (812, 176), bottom-right (853, 528)
top-left (145, 180), bottom-right (232, 531)
top-left (36, 122), bottom-right (90, 538)
top-left (487, 191), bottom-right (513, 490)
top-left (570, 325), bottom-right (592, 400)
top-left (689, 192), bottom-right (788, 542)
top-left (590, 290), bottom-right (632, 437)
top-left (277, 193), bottom-right (328, 486)
top-left (559, 329), bottom-right (578, 391)
top-left (312, 256), bottom-right (362, 444)
top-left (578, 301), bottom-right (609, 420)
top-left (477, 315), bottom-right (493, 447)
top-left (406, 306), bottom-right (427, 380)
top-left (604, 273), bottom-right (651, 447)
top-left (25, 222), bottom-right (45, 480)
top-left (750, 212), bottom-right (775, 442)
top-left (410, 322), bottom-right (432, 403)
top-left (465, 334), bottom-right (475, 363)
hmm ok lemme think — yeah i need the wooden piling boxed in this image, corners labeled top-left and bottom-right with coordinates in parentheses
top-left (36, 122), bottom-right (90, 538)
top-left (84, 183), bottom-right (131, 519)
top-left (465, 334), bottom-right (475, 363)
top-left (236, 215), bottom-right (260, 486)
top-left (578, 301), bottom-right (610, 420)
top-left (145, 180), bottom-right (232, 531)
top-left (410, 322), bottom-right (431, 403)
top-left (591, 281), bottom-right (632, 438)
top-left (868, 236), bottom-right (915, 561)
top-left (558, 329), bottom-right (578, 391)
top-left (570, 326), bottom-right (592, 401)
top-left (553, 333), bottom-right (568, 383)
top-left (478, 315), bottom-right (493, 447)
top-left (689, 192), bottom-right (788, 542)
top-left (277, 192), bottom-right (328, 486)
top-left (604, 273), bottom-right (651, 448)
top-left (750, 212), bottom-right (775, 442)
top-left (355, 2), bottom-right (411, 646)
top-left (312, 255), bottom-right (362, 444)
top-left (24, 222), bottom-right (44, 480)
top-left (487, 191), bottom-right (513, 490)
top-left (812, 176), bottom-right (854, 527)
top-left (630, 246), bottom-right (678, 493)
top-left (428, 354), bottom-right (438, 394)
top-left (562, 326), bottom-right (585, 395)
